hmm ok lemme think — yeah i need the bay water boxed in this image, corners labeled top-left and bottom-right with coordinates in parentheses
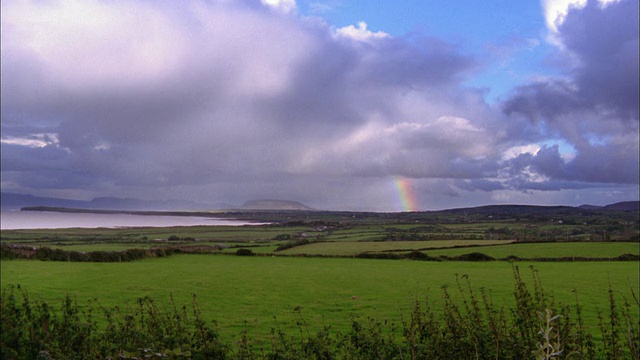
top-left (0, 210), bottom-right (257, 230)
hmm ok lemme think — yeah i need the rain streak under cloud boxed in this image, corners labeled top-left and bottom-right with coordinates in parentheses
top-left (1, 0), bottom-right (638, 211)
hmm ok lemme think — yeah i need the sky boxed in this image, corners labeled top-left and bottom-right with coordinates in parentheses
top-left (1, 0), bottom-right (638, 212)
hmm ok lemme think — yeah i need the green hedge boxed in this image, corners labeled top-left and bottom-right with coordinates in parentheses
top-left (2, 266), bottom-right (638, 359)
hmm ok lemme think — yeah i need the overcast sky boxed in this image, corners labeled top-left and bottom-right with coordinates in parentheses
top-left (1, 0), bottom-right (638, 211)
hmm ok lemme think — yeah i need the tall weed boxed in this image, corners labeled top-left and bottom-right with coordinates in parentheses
top-left (2, 266), bottom-right (638, 359)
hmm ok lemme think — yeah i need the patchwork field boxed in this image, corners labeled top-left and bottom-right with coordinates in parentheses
top-left (1, 206), bottom-right (638, 357)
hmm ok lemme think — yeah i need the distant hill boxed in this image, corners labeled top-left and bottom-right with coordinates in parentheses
top-left (603, 201), bottom-right (639, 211)
top-left (440, 204), bottom-right (579, 217)
top-left (240, 199), bottom-right (314, 211)
top-left (1, 193), bottom-right (87, 210)
top-left (2, 191), bottom-right (636, 213)
top-left (0, 192), bottom-right (225, 211)
top-left (578, 201), bottom-right (639, 211)
top-left (577, 204), bottom-right (603, 210)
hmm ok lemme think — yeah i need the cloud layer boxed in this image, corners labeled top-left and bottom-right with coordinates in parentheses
top-left (1, 0), bottom-right (638, 210)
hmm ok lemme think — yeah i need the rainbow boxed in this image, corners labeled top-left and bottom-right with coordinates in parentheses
top-left (393, 177), bottom-right (419, 212)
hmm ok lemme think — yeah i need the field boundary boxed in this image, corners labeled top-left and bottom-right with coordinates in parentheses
top-left (2, 242), bottom-right (639, 263)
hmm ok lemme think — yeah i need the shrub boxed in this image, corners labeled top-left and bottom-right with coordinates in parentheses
top-left (236, 248), bottom-right (255, 256)
top-left (274, 239), bottom-right (310, 252)
top-left (0, 244), bottom-right (32, 260)
top-left (0, 287), bottom-right (227, 359)
top-left (453, 252), bottom-right (496, 261)
top-left (403, 251), bottom-right (437, 261)
top-left (355, 252), bottom-right (402, 260)
top-left (10, 247), bottom-right (186, 263)
top-left (617, 253), bottom-right (640, 261)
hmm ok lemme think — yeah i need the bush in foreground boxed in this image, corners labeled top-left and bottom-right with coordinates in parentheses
top-left (1, 266), bottom-right (638, 359)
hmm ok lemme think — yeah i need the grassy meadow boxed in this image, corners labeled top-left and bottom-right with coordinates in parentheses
top-left (278, 239), bottom-right (514, 256)
top-left (425, 241), bottom-right (640, 259)
top-left (2, 254), bottom-right (638, 343)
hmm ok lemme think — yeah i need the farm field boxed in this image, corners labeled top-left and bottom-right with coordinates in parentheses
top-left (2, 255), bottom-right (638, 344)
top-left (279, 239), bottom-right (514, 256)
top-left (0, 225), bottom-right (303, 244)
top-left (424, 241), bottom-right (640, 259)
top-left (5, 236), bottom-right (638, 259)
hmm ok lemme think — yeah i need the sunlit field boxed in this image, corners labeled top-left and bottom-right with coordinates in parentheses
top-left (2, 255), bottom-right (638, 343)
top-left (279, 239), bottom-right (514, 256)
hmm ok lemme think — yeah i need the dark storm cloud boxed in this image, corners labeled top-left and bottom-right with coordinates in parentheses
top-left (352, 36), bottom-right (477, 88)
top-left (502, 0), bottom-right (639, 191)
top-left (502, 80), bottom-right (582, 121)
top-left (503, 140), bottom-right (639, 190)
top-left (1, 144), bottom-right (71, 172)
top-left (528, 144), bottom-right (639, 184)
top-left (507, 0), bottom-right (639, 121)
top-left (454, 179), bottom-right (506, 192)
top-left (559, 0), bottom-right (639, 120)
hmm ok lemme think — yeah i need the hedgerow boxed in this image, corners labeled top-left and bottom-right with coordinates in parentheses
top-left (0, 244), bottom-right (189, 262)
top-left (3, 243), bottom-right (639, 263)
top-left (274, 238), bottom-right (311, 252)
top-left (1, 266), bottom-right (638, 359)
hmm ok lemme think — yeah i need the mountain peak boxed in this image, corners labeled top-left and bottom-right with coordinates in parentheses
top-left (240, 199), bottom-right (314, 211)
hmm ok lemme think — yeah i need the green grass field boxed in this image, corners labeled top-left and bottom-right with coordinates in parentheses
top-left (5, 238), bottom-right (637, 259)
top-left (425, 241), bottom-right (640, 258)
top-left (0, 225), bottom-right (307, 244)
top-left (280, 239), bottom-right (514, 256)
top-left (2, 255), bottom-right (637, 344)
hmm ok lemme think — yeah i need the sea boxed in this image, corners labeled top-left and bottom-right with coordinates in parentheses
top-left (0, 210), bottom-right (257, 230)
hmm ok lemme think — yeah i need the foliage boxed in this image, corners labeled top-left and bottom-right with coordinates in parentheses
top-left (451, 252), bottom-right (496, 261)
top-left (403, 250), bottom-right (437, 261)
top-left (236, 248), bottom-right (255, 256)
top-left (2, 266), bottom-right (638, 359)
top-left (274, 238), bottom-right (310, 252)
top-left (0, 286), bottom-right (227, 359)
top-left (354, 252), bottom-right (402, 259)
top-left (0, 244), bottom-right (194, 262)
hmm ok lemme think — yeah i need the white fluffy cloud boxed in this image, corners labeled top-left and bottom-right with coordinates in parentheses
top-left (335, 22), bottom-right (390, 42)
top-left (542, 0), bottom-right (622, 32)
top-left (261, 0), bottom-right (296, 13)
